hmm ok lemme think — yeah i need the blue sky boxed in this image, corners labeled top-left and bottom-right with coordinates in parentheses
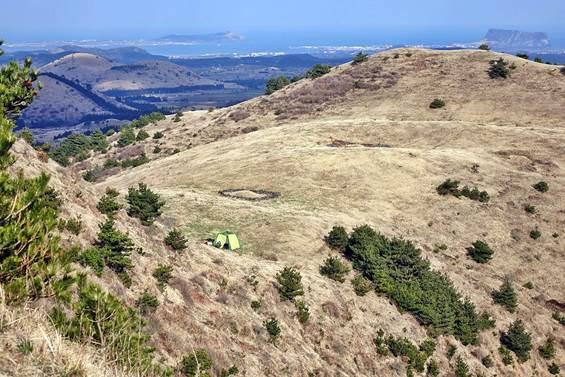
top-left (4, 0), bottom-right (565, 42)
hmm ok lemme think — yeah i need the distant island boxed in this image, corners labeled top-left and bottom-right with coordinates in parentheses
top-left (483, 29), bottom-right (550, 49)
top-left (157, 32), bottom-right (244, 43)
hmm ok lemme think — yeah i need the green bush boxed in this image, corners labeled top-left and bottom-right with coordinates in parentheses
top-left (429, 99), bottom-right (445, 109)
top-left (180, 349), bottom-right (213, 376)
top-left (95, 218), bottom-right (133, 274)
top-left (436, 179), bottom-right (460, 196)
top-left (351, 274), bottom-right (373, 296)
top-left (539, 337), bottom-right (555, 359)
top-left (488, 58), bottom-right (511, 79)
top-left (164, 228), bottom-right (188, 250)
top-left (117, 126), bottom-right (136, 147)
top-left (295, 300), bottom-right (310, 324)
top-left (320, 255), bottom-right (350, 282)
top-left (467, 240), bottom-right (494, 263)
top-left (478, 44), bottom-right (490, 51)
top-left (460, 186), bottom-right (490, 202)
top-left (264, 318), bottom-right (281, 344)
top-left (173, 112), bottom-right (183, 122)
top-left (516, 53), bottom-right (529, 60)
top-left (305, 64), bottom-right (332, 79)
top-left (500, 320), bottom-right (532, 362)
top-left (352, 52), bottom-right (369, 65)
top-left (530, 228), bottom-right (541, 240)
top-left (77, 247), bottom-right (106, 276)
top-left (533, 181), bottom-right (549, 193)
top-left (153, 146), bottom-right (162, 154)
top-left (325, 225), bottom-right (348, 251)
top-left (153, 131), bottom-right (164, 139)
top-left (152, 264), bottom-right (173, 290)
top-left (126, 183), bottom-right (164, 225)
top-left (265, 76), bottom-right (290, 95)
top-left (250, 300), bottom-right (262, 312)
top-left (482, 354), bottom-right (493, 368)
top-left (552, 312), bottom-right (565, 326)
top-left (136, 129), bottom-right (149, 141)
top-left (524, 204), bottom-right (536, 214)
top-left (275, 266), bottom-right (304, 301)
top-left (549, 362), bottom-right (560, 375)
top-left (83, 165), bottom-right (103, 182)
top-left (136, 290), bottom-right (159, 315)
top-left (63, 216), bottom-right (83, 235)
top-left (341, 225), bottom-right (484, 344)
top-left (522, 281), bottom-right (534, 289)
top-left (386, 335), bottom-right (433, 373)
top-left (97, 188), bottom-right (122, 216)
top-left (492, 279), bottom-right (517, 312)
top-left (50, 131), bottom-right (108, 166)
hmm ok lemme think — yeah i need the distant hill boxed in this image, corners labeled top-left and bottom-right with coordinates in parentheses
top-left (157, 31), bottom-right (244, 43)
top-left (484, 29), bottom-right (550, 49)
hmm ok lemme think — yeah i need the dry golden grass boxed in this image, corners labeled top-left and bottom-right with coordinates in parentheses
top-left (7, 48), bottom-right (565, 376)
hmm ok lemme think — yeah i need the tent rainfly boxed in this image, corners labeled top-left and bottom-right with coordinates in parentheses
top-left (213, 231), bottom-right (240, 250)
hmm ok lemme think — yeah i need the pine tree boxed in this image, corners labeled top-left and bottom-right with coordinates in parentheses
top-left (126, 182), bottom-right (164, 225)
top-left (0, 42), bottom-right (73, 304)
top-left (492, 279), bottom-right (518, 312)
top-left (319, 255), bottom-right (350, 282)
top-left (164, 228), bottom-right (187, 250)
top-left (326, 225), bottom-right (348, 251)
top-left (454, 356), bottom-right (469, 377)
top-left (275, 266), bottom-right (304, 301)
top-left (539, 337), bottom-right (556, 359)
top-left (95, 218), bottom-right (133, 273)
top-left (501, 320), bottom-right (532, 362)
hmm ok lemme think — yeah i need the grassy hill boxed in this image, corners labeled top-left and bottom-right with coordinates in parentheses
top-left (5, 48), bottom-right (565, 376)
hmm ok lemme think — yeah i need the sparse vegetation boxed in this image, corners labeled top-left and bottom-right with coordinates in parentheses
top-left (516, 53), bottom-right (529, 60)
top-left (429, 99), bottom-right (445, 109)
top-left (539, 337), bottom-right (556, 359)
top-left (18, 127), bottom-right (33, 144)
top-left (136, 290), bottom-right (159, 314)
top-left (164, 228), bottom-right (188, 250)
top-left (488, 58), bottom-right (511, 79)
top-left (467, 240), bottom-right (494, 263)
top-left (129, 112), bottom-right (166, 128)
top-left (351, 274), bottom-right (373, 296)
top-left (276, 266), bottom-right (304, 301)
top-left (499, 345), bottom-right (514, 365)
top-left (500, 320), bottom-right (532, 362)
top-left (136, 129), bottom-right (149, 141)
top-left (385, 334), bottom-right (435, 373)
top-left (153, 131), bottom-right (164, 139)
top-left (17, 338), bottom-right (34, 355)
top-left (320, 255), bottom-right (350, 282)
top-left (523, 281), bottom-right (534, 289)
top-left (549, 362), bottom-right (560, 375)
top-left (152, 264), bottom-right (173, 290)
top-left (264, 318), bottom-right (281, 344)
top-left (482, 354), bottom-right (493, 368)
top-left (478, 43), bottom-right (490, 51)
top-left (295, 300), bottom-right (310, 324)
top-left (524, 204), bottom-right (536, 214)
top-left (552, 311), bottom-right (565, 326)
top-left (454, 356), bottom-right (470, 377)
top-left (173, 111), bottom-right (183, 122)
top-left (492, 279), bottom-right (517, 312)
top-left (126, 182), bottom-right (164, 225)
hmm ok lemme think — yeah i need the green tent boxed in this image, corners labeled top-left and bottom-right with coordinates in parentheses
top-left (213, 231), bottom-right (240, 250)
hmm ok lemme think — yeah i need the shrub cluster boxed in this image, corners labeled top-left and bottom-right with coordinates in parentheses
top-left (153, 264), bottom-right (173, 290)
top-left (263, 318), bottom-right (281, 344)
top-left (50, 130), bottom-right (109, 166)
top-left (305, 64), bottom-right (332, 79)
top-left (153, 131), bottom-right (164, 139)
top-left (180, 349), bottom-right (212, 376)
top-left (136, 290), bottom-right (159, 315)
top-left (351, 274), bottom-right (373, 296)
top-left (533, 181), bottom-right (549, 193)
top-left (136, 129), bottom-right (149, 141)
top-left (173, 111), bottom-right (183, 122)
top-left (436, 179), bottom-right (489, 202)
top-left (325, 225), bottom-right (348, 251)
top-left (117, 126), bottom-right (136, 147)
top-left (352, 52), bottom-right (369, 65)
top-left (129, 112), bottom-right (166, 128)
top-left (377, 332), bottom-right (436, 373)
top-left (331, 225), bottom-right (487, 344)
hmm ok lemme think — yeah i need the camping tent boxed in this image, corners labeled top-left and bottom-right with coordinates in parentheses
top-left (213, 231), bottom-right (241, 250)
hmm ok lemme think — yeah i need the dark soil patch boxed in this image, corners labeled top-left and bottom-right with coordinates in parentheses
top-left (219, 188), bottom-right (281, 201)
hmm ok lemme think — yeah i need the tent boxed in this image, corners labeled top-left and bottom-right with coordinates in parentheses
top-left (213, 231), bottom-right (241, 250)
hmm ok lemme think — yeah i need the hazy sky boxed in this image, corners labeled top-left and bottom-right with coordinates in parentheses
top-left (3, 0), bottom-right (564, 41)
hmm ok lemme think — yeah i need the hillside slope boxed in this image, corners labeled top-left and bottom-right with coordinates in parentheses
top-left (9, 48), bottom-right (565, 376)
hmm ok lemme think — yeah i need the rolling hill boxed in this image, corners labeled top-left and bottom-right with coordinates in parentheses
top-left (4, 48), bottom-right (565, 376)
